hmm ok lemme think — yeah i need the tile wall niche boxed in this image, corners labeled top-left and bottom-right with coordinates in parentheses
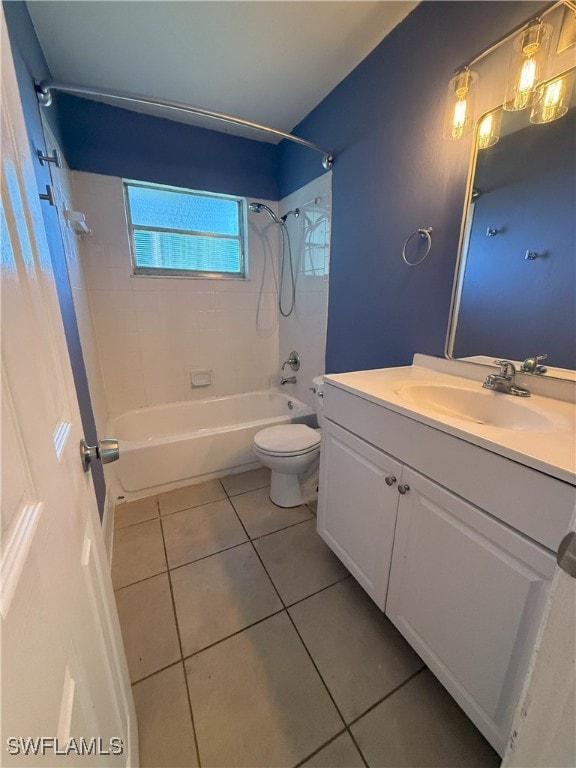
top-left (278, 173), bottom-right (332, 409)
top-left (71, 172), bottom-right (281, 416)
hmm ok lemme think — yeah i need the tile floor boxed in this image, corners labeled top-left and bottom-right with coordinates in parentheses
top-left (112, 468), bottom-right (500, 768)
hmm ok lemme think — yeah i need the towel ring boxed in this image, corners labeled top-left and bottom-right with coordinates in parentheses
top-left (402, 227), bottom-right (433, 267)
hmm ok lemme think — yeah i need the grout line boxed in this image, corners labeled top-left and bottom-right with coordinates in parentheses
top-left (346, 666), bottom-right (427, 729)
top-left (180, 608), bottom-right (287, 662)
top-left (249, 515), bottom-right (316, 543)
top-left (130, 658), bottom-right (183, 687)
top-left (225, 485), bottom-right (271, 498)
top-left (222, 483), bottom-right (314, 543)
top-left (113, 567), bottom-right (169, 593)
top-left (113, 514), bottom-right (159, 531)
top-left (157, 495), bottom-right (231, 519)
top-left (292, 728), bottom-right (348, 768)
top-left (153, 475), bottom-right (270, 519)
top-left (347, 728), bottom-right (370, 768)
top-left (282, 608), bottom-right (359, 750)
top-left (114, 486), bottom-right (309, 531)
top-left (167, 538), bottom-right (250, 574)
top-left (284, 573), bottom-right (352, 610)
top-left (226, 493), bottom-right (352, 738)
top-left (220, 480), bottom-right (271, 499)
top-left (225, 488), bottom-right (374, 768)
top-left (158, 511), bottom-right (202, 767)
top-left (114, 509), bottom-right (317, 592)
top-left (177, 569), bottom-right (352, 663)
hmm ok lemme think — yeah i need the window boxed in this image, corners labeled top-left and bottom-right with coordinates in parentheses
top-left (124, 181), bottom-right (247, 278)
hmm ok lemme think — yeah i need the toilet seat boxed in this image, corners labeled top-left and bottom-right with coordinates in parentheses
top-left (254, 424), bottom-right (320, 457)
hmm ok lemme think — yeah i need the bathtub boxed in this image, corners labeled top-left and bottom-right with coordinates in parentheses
top-left (110, 390), bottom-right (315, 493)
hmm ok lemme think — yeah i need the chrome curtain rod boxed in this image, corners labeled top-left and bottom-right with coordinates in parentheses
top-left (36, 80), bottom-right (334, 170)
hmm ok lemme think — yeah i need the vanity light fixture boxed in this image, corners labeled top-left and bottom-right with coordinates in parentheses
top-left (442, 0), bottom-right (576, 142)
top-left (477, 110), bottom-right (502, 149)
top-left (443, 68), bottom-right (478, 140)
top-left (503, 20), bottom-right (552, 111)
top-left (530, 70), bottom-right (574, 123)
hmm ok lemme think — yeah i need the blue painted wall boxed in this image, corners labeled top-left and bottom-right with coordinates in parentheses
top-left (278, 1), bottom-right (546, 373)
top-left (55, 93), bottom-right (279, 200)
top-left (4, 1), bottom-right (107, 516)
top-left (7, 0), bottom-right (553, 384)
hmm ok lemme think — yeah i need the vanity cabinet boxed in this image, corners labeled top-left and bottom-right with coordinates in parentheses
top-left (317, 380), bottom-right (571, 755)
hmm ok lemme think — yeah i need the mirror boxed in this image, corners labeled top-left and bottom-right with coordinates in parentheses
top-left (448, 69), bottom-right (576, 379)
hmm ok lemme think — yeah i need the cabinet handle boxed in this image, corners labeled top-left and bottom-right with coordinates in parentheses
top-left (557, 531), bottom-right (576, 578)
top-left (398, 484), bottom-right (410, 495)
top-left (385, 476), bottom-right (397, 486)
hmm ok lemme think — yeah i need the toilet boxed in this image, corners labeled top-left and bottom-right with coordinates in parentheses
top-left (253, 377), bottom-right (324, 507)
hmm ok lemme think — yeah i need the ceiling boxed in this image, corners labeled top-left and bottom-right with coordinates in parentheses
top-left (27, 1), bottom-right (418, 142)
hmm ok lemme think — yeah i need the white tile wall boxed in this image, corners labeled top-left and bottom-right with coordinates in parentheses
top-left (71, 172), bottom-right (281, 415)
top-left (279, 173), bottom-right (332, 409)
top-left (43, 128), bottom-right (109, 434)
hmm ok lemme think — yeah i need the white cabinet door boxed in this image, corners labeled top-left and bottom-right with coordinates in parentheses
top-left (317, 420), bottom-right (402, 609)
top-left (386, 467), bottom-right (556, 755)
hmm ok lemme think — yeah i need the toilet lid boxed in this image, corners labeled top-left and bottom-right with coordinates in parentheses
top-left (254, 424), bottom-right (320, 455)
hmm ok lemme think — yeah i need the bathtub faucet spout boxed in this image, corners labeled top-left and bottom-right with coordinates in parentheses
top-left (280, 376), bottom-right (297, 385)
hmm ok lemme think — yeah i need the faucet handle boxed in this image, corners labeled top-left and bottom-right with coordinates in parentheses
top-left (281, 351), bottom-right (300, 372)
top-left (493, 359), bottom-right (516, 377)
top-left (521, 355), bottom-right (548, 374)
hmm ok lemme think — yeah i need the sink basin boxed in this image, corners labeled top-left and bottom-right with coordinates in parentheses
top-left (395, 383), bottom-right (567, 431)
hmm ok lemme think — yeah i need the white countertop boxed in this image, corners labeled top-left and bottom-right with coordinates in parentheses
top-left (325, 362), bottom-right (576, 486)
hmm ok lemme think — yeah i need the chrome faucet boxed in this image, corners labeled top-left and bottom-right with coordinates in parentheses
top-left (280, 375), bottom-right (297, 385)
top-left (483, 360), bottom-right (530, 397)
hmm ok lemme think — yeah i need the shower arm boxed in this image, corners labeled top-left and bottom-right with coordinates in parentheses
top-left (36, 80), bottom-right (334, 170)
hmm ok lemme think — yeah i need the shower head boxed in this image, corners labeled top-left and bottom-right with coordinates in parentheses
top-left (248, 202), bottom-right (281, 224)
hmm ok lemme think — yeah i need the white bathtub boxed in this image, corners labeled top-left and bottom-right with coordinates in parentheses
top-left (110, 390), bottom-right (315, 493)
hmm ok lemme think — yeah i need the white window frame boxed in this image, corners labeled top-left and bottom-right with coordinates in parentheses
top-left (123, 180), bottom-right (248, 279)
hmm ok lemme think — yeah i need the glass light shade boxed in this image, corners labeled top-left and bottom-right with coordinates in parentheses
top-left (477, 109), bottom-right (502, 149)
top-left (443, 69), bottom-right (478, 140)
top-left (530, 70), bottom-right (574, 124)
top-left (504, 21), bottom-right (552, 111)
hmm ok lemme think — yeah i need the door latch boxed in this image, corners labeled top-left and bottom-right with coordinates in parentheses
top-left (80, 438), bottom-right (120, 472)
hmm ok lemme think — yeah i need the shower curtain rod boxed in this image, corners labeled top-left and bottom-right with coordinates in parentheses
top-left (36, 80), bottom-right (334, 170)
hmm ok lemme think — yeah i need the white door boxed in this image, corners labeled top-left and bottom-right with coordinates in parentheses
top-left (386, 466), bottom-right (556, 755)
top-left (317, 420), bottom-right (402, 609)
top-left (0, 11), bottom-right (137, 767)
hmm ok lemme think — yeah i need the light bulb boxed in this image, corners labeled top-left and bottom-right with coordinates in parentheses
top-left (530, 71), bottom-right (573, 124)
top-left (504, 21), bottom-right (551, 111)
top-left (477, 109), bottom-right (501, 150)
top-left (518, 57), bottom-right (537, 97)
top-left (452, 99), bottom-right (468, 138)
top-left (479, 114), bottom-right (492, 138)
top-left (543, 79), bottom-right (563, 105)
top-left (443, 69), bottom-right (478, 141)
